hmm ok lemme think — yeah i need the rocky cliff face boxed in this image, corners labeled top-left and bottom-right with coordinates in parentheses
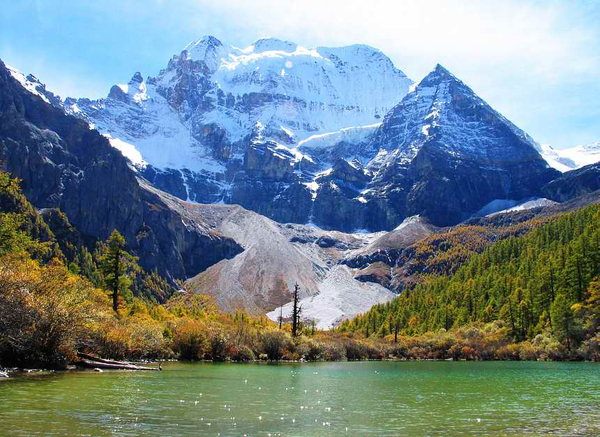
top-left (0, 59), bottom-right (242, 282)
top-left (542, 163), bottom-right (600, 202)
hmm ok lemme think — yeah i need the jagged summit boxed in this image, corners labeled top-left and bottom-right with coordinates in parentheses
top-left (184, 35), bottom-right (224, 53)
top-left (172, 36), bottom-right (409, 84)
top-left (107, 70), bottom-right (147, 103)
top-left (180, 35), bottom-right (226, 72)
top-left (129, 72), bottom-right (143, 84)
top-left (433, 63), bottom-right (453, 74)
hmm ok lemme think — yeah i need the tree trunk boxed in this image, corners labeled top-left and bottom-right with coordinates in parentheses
top-left (113, 249), bottom-right (120, 313)
top-left (291, 284), bottom-right (299, 337)
top-left (279, 305), bottom-right (283, 330)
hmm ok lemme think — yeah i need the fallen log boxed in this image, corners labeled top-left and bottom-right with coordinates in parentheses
top-left (78, 352), bottom-right (134, 366)
top-left (78, 358), bottom-right (158, 371)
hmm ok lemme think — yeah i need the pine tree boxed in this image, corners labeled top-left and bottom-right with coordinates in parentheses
top-left (0, 213), bottom-right (34, 256)
top-left (550, 294), bottom-right (574, 352)
top-left (583, 278), bottom-right (600, 333)
top-left (98, 230), bottom-right (140, 313)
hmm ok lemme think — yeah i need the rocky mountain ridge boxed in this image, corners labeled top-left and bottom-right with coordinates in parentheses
top-left (18, 37), bottom-right (565, 232)
top-left (0, 59), bottom-right (241, 283)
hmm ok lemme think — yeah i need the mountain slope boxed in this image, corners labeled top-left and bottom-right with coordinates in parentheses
top-left (343, 203), bottom-right (600, 349)
top-left (183, 203), bottom-right (395, 328)
top-left (542, 162), bottom-right (600, 202)
top-left (315, 64), bottom-right (560, 229)
top-left (0, 59), bottom-right (242, 282)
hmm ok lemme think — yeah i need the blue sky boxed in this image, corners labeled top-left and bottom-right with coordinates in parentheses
top-left (1, 0), bottom-right (599, 149)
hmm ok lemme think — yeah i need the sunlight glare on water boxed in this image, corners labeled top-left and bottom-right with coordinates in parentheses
top-left (1, 361), bottom-right (599, 437)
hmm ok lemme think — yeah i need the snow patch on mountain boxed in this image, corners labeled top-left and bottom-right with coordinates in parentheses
top-left (536, 142), bottom-right (600, 172)
top-left (104, 135), bottom-right (147, 168)
top-left (298, 123), bottom-right (380, 150)
top-left (558, 142), bottom-right (600, 169)
top-left (475, 198), bottom-right (557, 217)
top-left (7, 65), bottom-right (51, 104)
top-left (267, 265), bottom-right (395, 329)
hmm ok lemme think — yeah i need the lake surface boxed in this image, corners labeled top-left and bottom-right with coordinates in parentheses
top-left (1, 361), bottom-right (599, 437)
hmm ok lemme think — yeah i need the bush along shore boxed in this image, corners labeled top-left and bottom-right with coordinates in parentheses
top-left (1, 170), bottom-right (599, 373)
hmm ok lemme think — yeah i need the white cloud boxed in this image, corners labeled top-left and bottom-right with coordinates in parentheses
top-left (182, 0), bottom-right (600, 148)
top-left (187, 0), bottom-right (599, 82)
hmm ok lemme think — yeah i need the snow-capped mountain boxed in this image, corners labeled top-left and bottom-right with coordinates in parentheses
top-left (60, 36), bottom-right (412, 203)
top-left (319, 64), bottom-right (560, 228)
top-left (62, 56), bottom-right (561, 231)
top-left (9, 43), bottom-right (560, 233)
top-left (538, 142), bottom-right (600, 172)
top-left (369, 64), bottom-right (546, 166)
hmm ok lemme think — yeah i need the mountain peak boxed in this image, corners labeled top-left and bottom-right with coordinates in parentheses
top-left (182, 35), bottom-right (226, 71)
top-left (129, 72), bottom-right (143, 84)
top-left (418, 63), bottom-right (460, 88)
top-left (185, 35), bottom-right (223, 50)
top-left (252, 37), bottom-right (298, 53)
top-left (434, 63), bottom-right (450, 73)
top-left (371, 59), bottom-right (550, 168)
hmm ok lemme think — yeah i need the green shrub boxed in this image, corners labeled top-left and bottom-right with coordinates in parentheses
top-left (230, 345), bottom-right (256, 362)
top-left (260, 330), bottom-right (290, 361)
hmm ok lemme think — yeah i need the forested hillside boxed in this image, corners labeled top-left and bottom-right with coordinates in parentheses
top-left (2, 167), bottom-right (599, 367)
top-left (342, 204), bottom-right (600, 359)
top-left (0, 170), bottom-right (271, 368)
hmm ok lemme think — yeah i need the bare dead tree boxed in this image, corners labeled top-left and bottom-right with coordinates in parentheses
top-left (291, 283), bottom-right (301, 337)
top-left (278, 305), bottom-right (283, 329)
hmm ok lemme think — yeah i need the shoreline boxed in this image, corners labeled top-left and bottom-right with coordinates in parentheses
top-left (2, 356), bottom-right (597, 378)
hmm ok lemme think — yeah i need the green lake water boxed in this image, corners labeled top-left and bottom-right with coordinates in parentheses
top-left (1, 361), bottom-right (599, 437)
